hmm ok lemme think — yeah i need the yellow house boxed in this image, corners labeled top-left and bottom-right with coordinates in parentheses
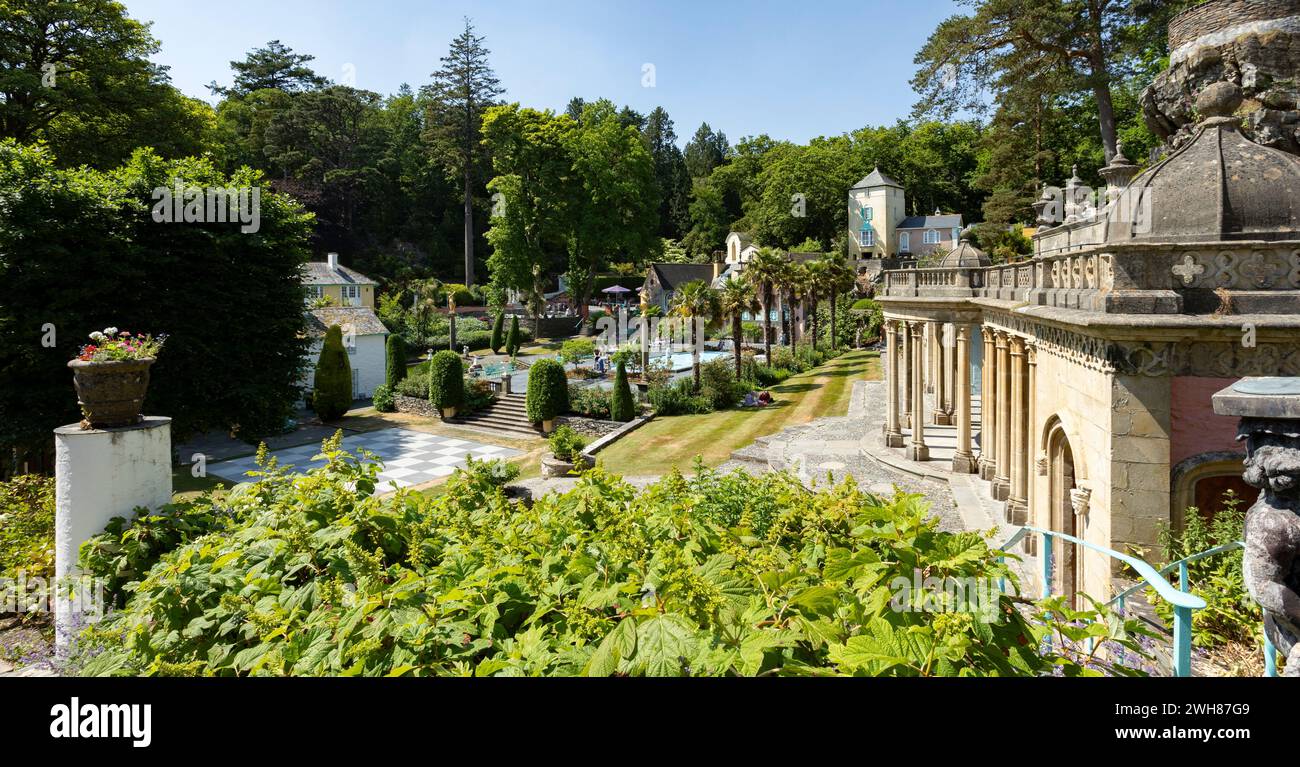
top-left (303, 253), bottom-right (378, 308)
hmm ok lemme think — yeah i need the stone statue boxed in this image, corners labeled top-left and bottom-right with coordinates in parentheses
top-left (1239, 422), bottom-right (1300, 676)
top-left (1214, 378), bottom-right (1300, 676)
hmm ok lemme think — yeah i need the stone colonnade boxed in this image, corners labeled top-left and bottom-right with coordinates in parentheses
top-left (883, 319), bottom-right (1036, 522)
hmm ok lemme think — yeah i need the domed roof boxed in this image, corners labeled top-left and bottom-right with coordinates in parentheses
top-left (1107, 83), bottom-right (1300, 244)
top-left (938, 228), bottom-right (992, 268)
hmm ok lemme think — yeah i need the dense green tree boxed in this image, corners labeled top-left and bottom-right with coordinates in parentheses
top-left (681, 177), bottom-right (730, 258)
top-left (642, 107), bottom-right (691, 238)
top-left (314, 326), bottom-right (354, 421)
top-left (424, 17), bottom-right (504, 287)
top-left (0, 0), bottom-right (212, 168)
top-left (207, 40), bottom-right (327, 97)
top-left (684, 122), bottom-right (730, 180)
top-left (506, 315), bottom-right (521, 356)
top-left (0, 142), bottom-right (315, 459)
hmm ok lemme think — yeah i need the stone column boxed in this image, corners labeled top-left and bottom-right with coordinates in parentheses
top-left (1007, 337), bottom-right (1029, 524)
top-left (902, 323), bottom-right (913, 429)
top-left (978, 327), bottom-right (996, 481)
top-left (934, 323), bottom-right (953, 426)
top-left (952, 324), bottom-right (977, 473)
top-left (884, 320), bottom-right (904, 447)
top-left (993, 332), bottom-right (1011, 501)
top-left (927, 322), bottom-right (939, 396)
top-left (907, 322), bottom-right (929, 462)
top-left (54, 418), bottom-right (173, 649)
top-left (1027, 343), bottom-right (1039, 520)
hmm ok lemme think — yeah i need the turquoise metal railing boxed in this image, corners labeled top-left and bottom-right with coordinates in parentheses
top-left (998, 527), bottom-right (1278, 677)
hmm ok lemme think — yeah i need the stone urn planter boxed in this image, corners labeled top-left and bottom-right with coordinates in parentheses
top-left (440, 405), bottom-right (458, 420)
top-left (540, 418), bottom-right (556, 434)
top-left (68, 358), bottom-right (155, 429)
top-left (540, 451), bottom-right (593, 479)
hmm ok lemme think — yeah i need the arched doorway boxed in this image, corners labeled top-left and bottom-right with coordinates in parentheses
top-left (1047, 425), bottom-right (1082, 608)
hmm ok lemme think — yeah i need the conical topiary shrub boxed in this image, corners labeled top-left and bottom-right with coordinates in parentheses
top-left (526, 358), bottom-right (568, 430)
top-left (490, 311), bottom-right (505, 354)
top-left (610, 359), bottom-right (634, 422)
top-left (428, 350), bottom-right (464, 417)
top-left (506, 315), bottom-right (521, 357)
top-left (313, 325), bottom-right (353, 421)
top-left (385, 334), bottom-right (407, 388)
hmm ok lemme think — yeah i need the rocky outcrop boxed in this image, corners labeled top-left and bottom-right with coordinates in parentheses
top-left (1143, 0), bottom-right (1300, 156)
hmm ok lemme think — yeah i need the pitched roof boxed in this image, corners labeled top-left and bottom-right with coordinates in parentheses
top-left (898, 214), bottom-right (964, 230)
top-left (851, 167), bottom-right (903, 190)
top-left (787, 251), bottom-right (824, 263)
top-left (302, 261), bottom-right (380, 286)
top-left (649, 263), bottom-right (715, 292)
top-left (306, 307), bottom-right (389, 337)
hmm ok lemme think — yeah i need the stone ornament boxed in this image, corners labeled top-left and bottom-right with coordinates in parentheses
top-left (1213, 378), bottom-right (1300, 677)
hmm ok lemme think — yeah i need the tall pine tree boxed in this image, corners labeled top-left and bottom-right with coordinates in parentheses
top-left (424, 18), bottom-right (504, 287)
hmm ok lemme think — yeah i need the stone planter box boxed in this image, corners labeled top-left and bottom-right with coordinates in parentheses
top-left (540, 452), bottom-right (593, 479)
top-left (67, 358), bottom-right (155, 429)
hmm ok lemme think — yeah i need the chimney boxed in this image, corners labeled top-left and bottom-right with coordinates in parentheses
top-left (713, 256), bottom-right (723, 282)
top-left (327, 252), bottom-right (339, 271)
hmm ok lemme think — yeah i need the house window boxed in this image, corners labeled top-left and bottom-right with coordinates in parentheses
top-left (863, 206), bottom-right (873, 222)
top-left (860, 228), bottom-right (874, 248)
top-left (306, 286), bottom-right (323, 304)
top-left (952, 227), bottom-right (962, 242)
top-left (900, 232), bottom-right (910, 253)
top-left (342, 285), bottom-right (361, 306)
top-left (924, 229), bottom-right (940, 245)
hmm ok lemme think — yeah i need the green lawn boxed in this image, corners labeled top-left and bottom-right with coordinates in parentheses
top-left (596, 349), bottom-right (880, 476)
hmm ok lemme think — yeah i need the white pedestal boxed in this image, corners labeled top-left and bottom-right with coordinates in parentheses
top-left (53, 417), bottom-right (172, 648)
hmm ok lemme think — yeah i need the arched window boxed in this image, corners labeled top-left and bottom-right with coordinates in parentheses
top-left (1171, 453), bottom-right (1253, 532)
top-left (899, 232), bottom-right (910, 253)
top-left (924, 229), bottom-right (940, 245)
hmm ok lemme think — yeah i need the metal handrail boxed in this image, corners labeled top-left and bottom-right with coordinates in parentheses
top-left (998, 527), bottom-right (1277, 677)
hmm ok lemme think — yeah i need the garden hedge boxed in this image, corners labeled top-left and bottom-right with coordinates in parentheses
top-left (526, 358), bottom-right (568, 423)
top-left (611, 360), bottom-right (635, 422)
top-left (313, 325), bottom-right (353, 421)
top-left (385, 334), bottom-right (407, 388)
top-left (428, 350), bottom-right (464, 411)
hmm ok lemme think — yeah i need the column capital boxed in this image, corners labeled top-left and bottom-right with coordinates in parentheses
top-left (993, 330), bottom-right (1010, 348)
top-left (955, 324), bottom-right (971, 342)
top-left (1026, 341), bottom-right (1038, 364)
top-left (1009, 335), bottom-right (1026, 355)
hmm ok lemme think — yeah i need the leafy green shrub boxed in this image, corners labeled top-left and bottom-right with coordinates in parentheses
top-left (395, 369), bottom-right (430, 399)
top-left (560, 338), bottom-right (595, 367)
top-left (462, 378), bottom-right (496, 414)
top-left (0, 475), bottom-right (55, 583)
top-left (649, 378), bottom-right (713, 415)
top-left (490, 312), bottom-right (505, 353)
top-left (443, 283), bottom-right (476, 307)
top-left (569, 384), bottom-right (612, 419)
top-left (385, 334), bottom-right (407, 389)
top-left (72, 446), bottom-right (1153, 677)
top-left (472, 456), bottom-right (520, 487)
top-left (1153, 491), bottom-right (1258, 651)
top-left (506, 315), bottom-right (522, 356)
top-left (372, 384), bottom-right (396, 413)
top-left (547, 425), bottom-right (588, 463)
top-left (699, 358), bottom-right (741, 410)
top-left (81, 492), bottom-right (239, 607)
top-left (610, 360), bottom-right (635, 422)
top-left (526, 358), bottom-right (568, 423)
top-left (313, 325), bottom-right (353, 421)
top-left (741, 321), bottom-right (763, 342)
top-left (428, 351), bottom-right (464, 411)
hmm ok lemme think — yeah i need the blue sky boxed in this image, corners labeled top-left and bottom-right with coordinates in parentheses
top-left (121, 0), bottom-right (962, 146)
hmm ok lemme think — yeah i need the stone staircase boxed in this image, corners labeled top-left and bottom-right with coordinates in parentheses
top-left (449, 393), bottom-right (539, 438)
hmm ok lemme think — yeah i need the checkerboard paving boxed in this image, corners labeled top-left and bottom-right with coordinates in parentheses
top-left (206, 428), bottom-right (522, 490)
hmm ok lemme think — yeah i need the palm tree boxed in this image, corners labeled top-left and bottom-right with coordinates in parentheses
top-left (745, 248), bottom-right (786, 363)
top-left (718, 277), bottom-right (756, 378)
top-left (782, 261), bottom-right (809, 348)
top-left (803, 259), bottom-right (829, 349)
top-left (822, 254), bottom-right (857, 350)
top-left (670, 280), bottom-right (720, 390)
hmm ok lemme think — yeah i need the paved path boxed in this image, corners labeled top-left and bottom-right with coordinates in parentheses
top-left (209, 428), bottom-right (522, 490)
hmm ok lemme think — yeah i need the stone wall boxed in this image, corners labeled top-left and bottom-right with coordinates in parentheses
top-left (1144, 0), bottom-right (1300, 155)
